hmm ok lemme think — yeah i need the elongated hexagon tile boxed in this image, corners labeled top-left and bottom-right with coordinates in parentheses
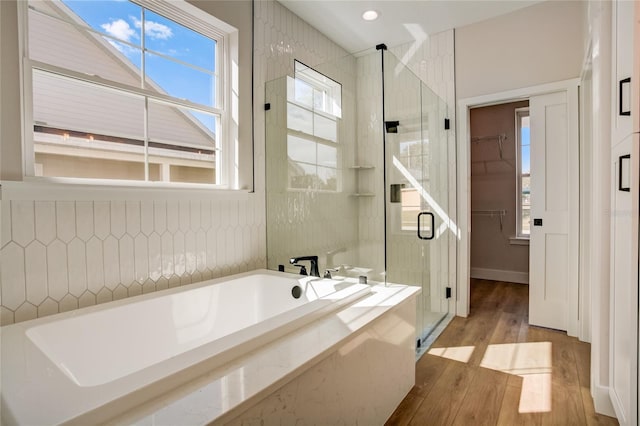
top-left (196, 232), bottom-right (207, 272)
top-left (11, 201), bottom-right (35, 247)
top-left (134, 234), bottom-right (149, 284)
top-left (60, 294), bottom-right (78, 312)
top-left (75, 201), bottom-right (94, 242)
top-left (119, 235), bottom-right (135, 286)
top-left (67, 238), bottom-right (87, 297)
top-left (179, 274), bottom-right (192, 286)
top-left (78, 291), bottom-right (96, 308)
top-left (56, 201), bottom-right (76, 243)
top-left (153, 201), bottom-right (167, 234)
top-left (201, 269), bottom-right (213, 281)
top-left (190, 201), bottom-right (201, 231)
top-left (97, 287), bottom-right (113, 304)
top-left (200, 201), bottom-right (211, 230)
top-left (1, 200), bottom-right (12, 248)
top-left (215, 231), bottom-right (227, 269)
top-left (190, 271), bottom-right (202, 285)
top-left (156, 277), bottom-right (169, 291)
top-left (15, 302), bottom-right (37, 323)
top-left (1, 242), bottom-right (26, 310)
top-left (110, 201), bottom-right (126, 238)
top-left (142, 279), bottom-right (156, 294)
top-left (103, 236), bottom-right (120, 290)
top-left (128, 283), bottom-right (142, 297)
top-left (169, 275), bottom-right (181, 288)
top-left (113, 284), bottom-right (128, 301)
top-left (25, 241), bottom-right (48, 306)
top-left (161, 232), bottom-right (174, 278)
top-left (1, 306), bottom-right (15, 325)
top-left (148, 233), bottom-right (162, 282)
top-left (86, 237), bottom-right (105, 294)
top-left (225, 228), bottom-right (237, 266)
top-left (126, 201), bottom-right (141, 236)
top-left (34, 201), bottom-right (56, 245)
top-left (179, 201), bottom-right (190, 232)
top-left (185, 231), bottom-right (196, 275)
top-left (173, 232), bottom-right (186, 276)
top-left (140, 201), bottom-right (154, 236)
top-left (206, 228), bottom-right (217, 270)
top-left (93, 201), bottom-right (110, 240)
top-left (46, 239), bottom-right (68, 301)
top-left (166, 201), bottom-right (179, 233)
top-left (38, 298), bottom-right (59, 318)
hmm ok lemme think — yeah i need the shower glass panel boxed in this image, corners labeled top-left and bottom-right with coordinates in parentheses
top-left (383, 50), bottom-right (453, 346)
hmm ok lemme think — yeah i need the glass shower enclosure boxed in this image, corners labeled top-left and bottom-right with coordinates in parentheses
top-left (264, 48), bottom-right (456, 350)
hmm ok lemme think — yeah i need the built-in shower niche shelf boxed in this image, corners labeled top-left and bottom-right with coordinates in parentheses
top-left (349, 165), bottom-right (375, 170)
top-left (349, 193), bottom-right (376, 197)
top-left (350, 166), bottom-right (376, 197)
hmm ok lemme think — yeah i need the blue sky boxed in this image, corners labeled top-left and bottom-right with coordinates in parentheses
top-left (62, 0), bottom-right (216, 110)
top-left (521, 126), bottom-right (530, 174)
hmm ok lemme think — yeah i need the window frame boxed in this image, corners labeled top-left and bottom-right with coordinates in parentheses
top-left (515, 106), bottom-right (530, 239)
top-left (19, 0), bottom-right (238, 189)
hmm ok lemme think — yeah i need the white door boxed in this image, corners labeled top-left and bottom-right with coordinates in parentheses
top-left (529, 90), bottom-right (578, 331)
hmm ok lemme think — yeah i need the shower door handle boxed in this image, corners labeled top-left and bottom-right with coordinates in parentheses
top-left (417, 212), bottom-right (435, 240)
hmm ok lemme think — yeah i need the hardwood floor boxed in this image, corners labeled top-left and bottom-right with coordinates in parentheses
top-left (386, 279), bottom-right (619, 426)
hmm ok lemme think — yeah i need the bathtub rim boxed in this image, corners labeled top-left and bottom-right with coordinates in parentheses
top-left (0, 269), bottom-right (371, 426)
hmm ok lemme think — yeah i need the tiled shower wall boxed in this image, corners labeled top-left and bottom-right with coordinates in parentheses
top-left (0, 195), bottom-right (265, 325)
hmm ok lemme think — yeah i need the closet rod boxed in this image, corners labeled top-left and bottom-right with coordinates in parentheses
top-left (471, 209), bottom-right (506, 231)
top-left (471, 133), bottom-right (507, 159)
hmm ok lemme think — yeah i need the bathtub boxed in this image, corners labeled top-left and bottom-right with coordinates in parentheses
top-left (1, 269), bottom-right (371, 425)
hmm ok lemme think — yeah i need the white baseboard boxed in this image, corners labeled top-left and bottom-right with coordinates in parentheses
top-left (591, 385), bottom-right (616, 418)
top-left (470, 267), bottom-right (529, 284)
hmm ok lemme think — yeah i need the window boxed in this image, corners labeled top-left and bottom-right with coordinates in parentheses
top-left (24, 0), bottom-right (235, 186)
top-left (516, 107), bottom-right (531, 237)
top-left (286, 61), bottom-right (342, 191)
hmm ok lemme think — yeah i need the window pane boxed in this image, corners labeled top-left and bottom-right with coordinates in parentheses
top-left (289, 162), bottom-right (316, 189)
top-left (287, 103), bottom-right (313, 134)
top-left (148, 100), bottom-right (217, 184)
top-left (287, 135), bottom-right (316, 164)
top-left (292, 79), bottom-right (313, 108)
top-left (29, 1), bottom-right (144, 87)
top-left (317, 143), bottom-right (337, 168)
top-left (314, 114), bottom-right (337, 142)
top-left (317, 167), bottom-right (337, 191)
top-left (32, 70), bottom-right (145, 180)
top-left (145, 52), bottom-right (215, 107)
top-left (144, 10), bottom-right (215, 71)
top-left (401, 189), bottom-right (421, 231)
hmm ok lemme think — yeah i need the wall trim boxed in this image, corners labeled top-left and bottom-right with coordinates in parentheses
top-left (470, 267), bottom-right (529, 284)
top-left (592, 384), bottom-right (617, 418)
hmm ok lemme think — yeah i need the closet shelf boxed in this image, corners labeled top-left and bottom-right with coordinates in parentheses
top-left (472, 209), bottom-right (506, 231)
top-left (471, 134), bottom-right (507, 159)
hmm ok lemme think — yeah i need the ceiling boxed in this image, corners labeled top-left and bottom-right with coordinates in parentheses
top-left (278, 1), bottom-right (543, 54)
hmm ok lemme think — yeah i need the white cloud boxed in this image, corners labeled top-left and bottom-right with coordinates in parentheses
top-left (131, 16), bottom-right (173, 40)
top-left (101, 19), bottom-right (137, 43)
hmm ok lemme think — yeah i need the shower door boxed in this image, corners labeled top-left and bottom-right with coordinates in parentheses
top-left (383, 51), bottom-right (453, 346)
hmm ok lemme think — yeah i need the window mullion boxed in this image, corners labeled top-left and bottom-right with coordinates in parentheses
top-left (141, 8), bottom-right (146, 90)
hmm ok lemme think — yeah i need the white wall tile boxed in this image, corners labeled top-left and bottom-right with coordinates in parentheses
top-left (156, 277), bottom-right (169, 291)
top-left (126, 201), bottom-right (141, 236)
top-left (0, 306), bottom-right (14, 326)
top-left (15, 302), bottom-right (37, 323)
top-left (25, 241), bottom-right (47, 306)
top-left (96, 287), bottom-right (112, 304)
top-left (113, 284), bottom-right (128, 301)
top-left (200, 201), bottom-right (211, 230)
top-left (56, 201), bottom-right (76, 243)
top-left (1, 242), bottom-right (26, 310)
top-left (173, 231), bottom-right (186, 276)
top-left (86, 237), bottom-right (105, 294)
top-left (46, 240), bottom-right (68, 301)
top-left (11, 201), bottom-right (35, 247)
top-left (134, 234), bottom-right (149, 283)
top-left (75, 201), bottom-right (94, 242)
top-left (128, 282), bottom-right (142, 297)
top-left (119, 235), bottom-right (135, 286)
top-left (154, 201), bottom-right (167, 234)
top-left (166, 201), bottom-right (179, 233)
top-left (67, 238), bottom-right (87, 297)
top-left (206, 228), bottom-right (217, 270)
top-left (196, 232), bottom-right (207, 272)
top-left (1, 200), bottom-right (12, 248)
top-left (142, 279), bottom-right (156, 294)
top-left (78, 291), bottom-right (95, 308)
top-left (93, 201), bottom-right (110, 240)
top-left (103, 236), bottom-right (120, 290)
top-left (59, 294), bottom-right (78, 313)
top-left (110, 201), bottom-right (126, 238)
top-left (190, 201), bottom-right (201, 231)
top-left (38, 297), bottom-right (59, 318)
top-left (185, 231), bottom-right (196, 275)
top-left (141, 201), bottom-right (154, 236)
top-left (34, 201), bottom-right (56, 245)
top-left (161, 232), bottom-right (174, 278)
top-left (148, 233), bottom-right (162, 282)
top-left (179, 201), bottom-right (190, 232)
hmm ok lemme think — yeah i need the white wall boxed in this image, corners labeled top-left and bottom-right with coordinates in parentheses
top-left (455, 0), bottom-right (586, 100)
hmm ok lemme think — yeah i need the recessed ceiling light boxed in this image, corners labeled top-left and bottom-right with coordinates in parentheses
top-left (362, 10), bottom-right (379, 21)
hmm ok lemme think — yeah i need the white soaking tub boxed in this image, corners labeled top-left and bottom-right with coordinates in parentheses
top-left (1, 269), bottom-right (370, 425)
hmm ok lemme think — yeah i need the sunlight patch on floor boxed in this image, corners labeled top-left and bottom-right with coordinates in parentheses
top-left (518, 372), bottom-right (552, 413)
top-left (427, 346), bottom-right (475, 363)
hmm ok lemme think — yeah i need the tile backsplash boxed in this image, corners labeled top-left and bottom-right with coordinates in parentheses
top-left (0, 197), bottom-right (265, 325)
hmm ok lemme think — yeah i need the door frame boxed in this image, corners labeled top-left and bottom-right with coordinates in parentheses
top-left (456, 78), bottom-right (582, 338)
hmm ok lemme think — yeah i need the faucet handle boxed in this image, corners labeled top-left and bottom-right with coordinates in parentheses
top-left (323, 267), bottom-right (340, 279)
top-left (293, 264), bottom-right (308, 276)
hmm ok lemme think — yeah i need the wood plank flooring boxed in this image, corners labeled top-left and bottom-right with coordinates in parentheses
top-left (386, 279), bottom-right (619, 426)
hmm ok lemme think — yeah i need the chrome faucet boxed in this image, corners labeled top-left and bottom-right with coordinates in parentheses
top-left (290, 255), bottom-right (320, 277)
